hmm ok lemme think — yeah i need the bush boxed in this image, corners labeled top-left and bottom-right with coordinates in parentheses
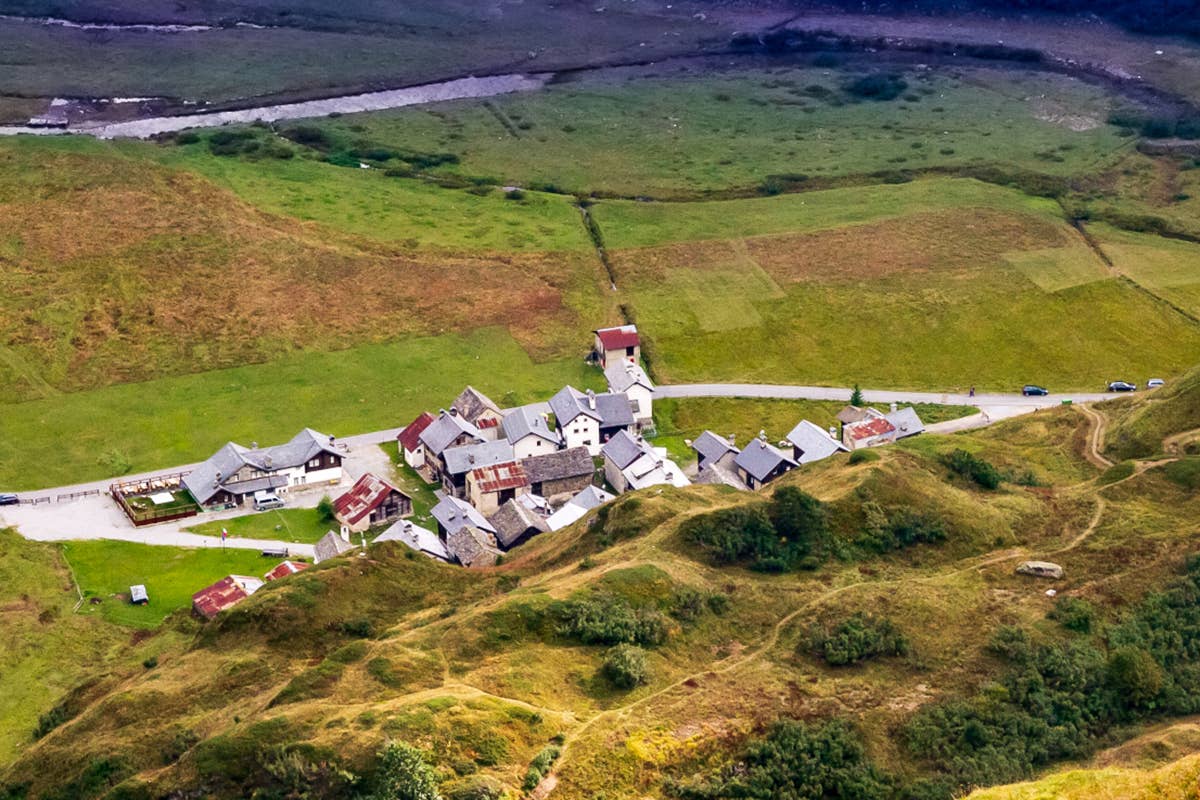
top-left (556, 596), bottom-right (668, 646)
top-left (174, 131), bottom-right (201, 145)
top-left (142, 656), bottom-right (158, 669)
top-left (283, 125), bottom-right (334, 150)
top-left (943, 449), bottom-right (1002, 490)
top-left (857, 503), bottom-right (946, 553)
top-left (1049, 597), bottom-right (1095, 633)
top-left (368, 741), bottom-right (440, 800)
top-left (768, 486), bottom-right (831, 560)
top-left (340, 618), bottom-right (375, 639)
top-left (682, 489), bottom-right (830, 572)
top-left (1107, 646), bottom-right (1165, 709)
top-left (848, 449), bottom-right (879, 465)
top-left (845, 73), bottom-right (908, 101)
top-left (521, 745), bottom-right (562, 791)
top-left (602, 644), bottom-right (648, 689)
top-left (675, 719), bottom-right (891, 799)
top-left (810, 613), bottom-right (909, 666)
top-left (317, 496), bottom-right (335, 523)
top-left (1099, 461), bottom-right (1135, 486)
top-left (680, 504), bottom-right (778, 567)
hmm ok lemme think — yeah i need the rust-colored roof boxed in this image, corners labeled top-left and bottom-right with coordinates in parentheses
top-left (333, 472), bottom-right (408, 526)
top-left (596, 325), bottom-right (640, 351)
top-left (264, 560), bottom-right (309, 581)
top-left (397, 412), bottom-right (436, 452)
top-left (848, 417), bottom-right (896, 440)
top-left (192, 576), bottom-right (258, 619)
top-left (470, 461), bottom-right (529, 493)
top-left (477, 417), bottom-right (500, 429)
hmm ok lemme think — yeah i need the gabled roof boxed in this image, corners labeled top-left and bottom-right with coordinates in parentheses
top-left (446, 526), bottom-right (502, 568)
top-left (520, 446), bottom-right (594, 483)
top-left (314, 530), bottom-right (355, 563)
top-left (786, 420), bottom-right (849, 464)
top-left (192, 575), bottom-right (262, 619)
top-left (595, 324), bottom-right (640, 351)
top-left (397, 411), bottom-right (436, 453)
top-left (444, 439), bottom-right (515, 477)
top-left (452, 386), bottom-right (503, 424)
top-left (836, 405), bottom-right (871, 424)
top-left (885, 406), bottom-right (925, 439)
top-left (419, 410), bottom-right (483, 457)
top-left (846, 416), bottom-right (896, 441)
top-left (734, 437), bottom-right (798, 483)
top-left (431, 495), bottom-right (496, 536)
top-left (333, 473), bottom-right (410, 526)
top-left (374, 519), bottom-right (449, 561)
top-left (184, 429), bottom-right (340, 505)
top-left (693, 431), bottom-right (739, 468)
top-left (470, 461), bottom-right (529, 494)
top-left (264, 560), bottom-right (309, 581)
top-left (545, 485), bottom-right (617, 531)
top-left (502, 405), bottom-right (562, 447)
top-left (601, 429), bottom-right (647, 470)
top-left (604, 360), bottom-right (653, 394)
top-left (489, 498), bottom-right (549, 549)
top-left (623, 452), bottom-right (690, 491)
top-left (548, 386), bottom-right (635, 429)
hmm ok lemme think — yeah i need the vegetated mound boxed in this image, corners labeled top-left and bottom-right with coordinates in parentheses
top-left (1104, 362), bottom-right (1200, 461)
top-left (965, 751), bottom-right (1200, 800)
top-left (6, 410), bottom-right (1200, 800)
top-left (0, 140), bottom-right (588, 402)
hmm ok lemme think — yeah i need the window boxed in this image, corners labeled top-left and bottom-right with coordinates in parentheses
top-left (308, 458), bottom-right (320, 468)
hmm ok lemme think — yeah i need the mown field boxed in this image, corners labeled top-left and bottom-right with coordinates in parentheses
top-left (308, 62), bottom-right (1130, 196)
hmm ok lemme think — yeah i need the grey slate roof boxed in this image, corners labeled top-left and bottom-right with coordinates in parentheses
top-left (885, 406), bottom-right (926, 439)
top-left (431, 496), bottom-right (496, 536)
top-left (446, 526), bottom-right (502, 568)
top-left (451, 386), bottom-right (502, 424)
top-left (419, 410), bottom-right (483, 457)
top-left (601, 430), bottom-right (648, 470)
top-left (502, 405), bottom-right (562, 447)
top-left (571, 485), bottom-right (616, 510)
top-left (696, 462), bottom-right (749, 490)
top-left (786, 420), bottom-right (849, 464)
top-left (314, 530), bottom-right (355, 564)
top-left (734, 437), bottom-right (798, 483)
top-left (184, 429), bottom-right (339, 505)
top-left (548, 385), bottom-right (635, 429)
top-left (604, 361), bottom-right (653, 394)
top-left (693, 431), bottom-right (739, 468)
top-left (489, 498), bottom-right (549, 549)
top-left (520, 446), bottom-right (593, 483)
top-left (374, 520), bottom-right (448, 561)
top-left (443, 439), bottom-right (516, 476)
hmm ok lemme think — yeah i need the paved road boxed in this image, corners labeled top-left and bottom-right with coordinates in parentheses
top-left (653, 384), bottom-right (1113, 408)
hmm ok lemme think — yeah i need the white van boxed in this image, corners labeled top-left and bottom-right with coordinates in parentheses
top-left (253, 490), bottom-right (285, 511)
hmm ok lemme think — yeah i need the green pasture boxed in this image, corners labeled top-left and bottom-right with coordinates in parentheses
top-left (1089, 222), bottom-right (1200, 317)
top-left (188, 508), bottom-right (331, 545)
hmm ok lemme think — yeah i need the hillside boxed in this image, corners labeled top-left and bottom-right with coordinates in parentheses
top-left (2, 371), bottom-right (1199, 799)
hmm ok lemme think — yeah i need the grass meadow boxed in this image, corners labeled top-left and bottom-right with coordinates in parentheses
top-left (187, 508), bottom-right (330, 545)
top-left (307, 63), bottom-right (1130, 196)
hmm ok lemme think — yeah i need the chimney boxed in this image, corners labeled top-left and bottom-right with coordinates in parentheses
top-left (448, 406), bottom-right (459, 417)
top-left (468, 453), bottom-right (475, 465)
top-left (586, 388), bottom-right (596, 410)
top-left (729, 433), bottom-right (736, 446)
top-left (829, 426), bottom-right (838, 440)
top-left (250, 441), bottom-right (257, 449)
top-left (758, 431), bottom-right (767, 449)
top-left (890, 401), bottom-right (898, 413)
top-left (684, 438), bottom-right (693, 448)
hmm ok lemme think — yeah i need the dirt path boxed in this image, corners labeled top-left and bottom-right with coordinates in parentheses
top-left (1077, 405), bottom-right (1114, 469)
top-left (1164, 427), bottom-right (1200, 455)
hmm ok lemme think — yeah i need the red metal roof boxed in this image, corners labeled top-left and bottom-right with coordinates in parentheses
top-left (477, 417), bottom-right (500, 429)
top-left (397, 412), bottom-right (435, 452)
top-left (470, 461), bottom-right (529, 493)
top-left (333, 473), bottom-right (407, 526)
top-left (848, 417), bottom-right (896, 440)
top-left (192, 576), bottom-right (251, 619)
top-left (264, 560), bottom-right (309, 581)
top-left (596, 325), bottom-right (640, 351)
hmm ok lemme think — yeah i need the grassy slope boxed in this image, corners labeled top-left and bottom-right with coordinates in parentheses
top-left (6, 382), bottom-right (1200, 797)
top-left (310, 63), bottom-right (1128, 196)
top-left (0, 531), bottom-right (126, 765)
top-left (187, 508), bottom-right (331, 546)
top-left (1104, 363), bottom-right (1200, 460)
top-left (968, 754), bottom-right (1200, 800)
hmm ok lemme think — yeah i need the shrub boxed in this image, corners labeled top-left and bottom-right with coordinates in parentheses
top-left (682, 490), bottom-right (829, 572)
top-left (283, 125), bottom-right (334, 150)
top-left (521, 745), bottom-right (562, 791)
top-left (556, 596), bottom-right (667, 646)
top-left (857, 503), bottom-right (946, 553)
top-left (675, 719), bottom-right (891, 799)
top-left (1164, 458), bottom-right (1200, 491)
top-left (504, 188), bottom-right (525, 201)
top-left (758, 172), bottom-right (808, 195)
top-left (340, 618), bottom-right (375, 639)
top-left (142, 656), bottom-right (158, 669)
top-left (680, 504), bottom-right (777, 567)
top-left (317, 496), bottom-right (335, 523)
top-left (848, 449), bottom-right (879, 465)
top-left (1107, 646), bottom-right (1164, 708)
top-left (943, 449), bottom-right (1002, 490)
top-left (368, 741), bottom-right (440, 800)
top-left (845, 73), bottom-right (908, 101)
top-left (445, 775), bottom-right (503, 800)
top-left (602, 644), bottom-right (648, 689)
top-left (768, 486), bottom-right (831, 561)
top-left (1099, 461), bottom-right (1135, 486)
top-left (810, 613), bottom-right (909, 666)
top-left (1049, 597), bottom-right (1096, 633)
top-left (174, 131), bottom-right (201, 145)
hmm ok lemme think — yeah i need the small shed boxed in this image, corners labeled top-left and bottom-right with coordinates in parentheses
top-left (129, 584), bottom-right (149, 605)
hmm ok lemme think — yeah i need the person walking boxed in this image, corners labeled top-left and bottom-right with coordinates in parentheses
top-left (969, 386), bottom-right (976, 398)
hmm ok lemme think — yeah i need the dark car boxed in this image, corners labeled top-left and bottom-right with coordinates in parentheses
top-left (1107, 381), bottom-right (1137, 392)
top-left (0, 494), bottom-right (18, 506)
top-left (1022, 385), bottom-right (1049, 396)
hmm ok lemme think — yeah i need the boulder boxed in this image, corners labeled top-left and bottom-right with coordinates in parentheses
top-left (1017, 560), bottom-right (1064, 580)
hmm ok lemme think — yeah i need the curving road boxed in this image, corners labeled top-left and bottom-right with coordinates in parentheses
top-left (653, 383), bottom-right (1113, 407)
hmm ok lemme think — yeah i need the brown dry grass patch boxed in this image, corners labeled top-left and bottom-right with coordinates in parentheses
top-left (0, 148), bottom-right (591, 395)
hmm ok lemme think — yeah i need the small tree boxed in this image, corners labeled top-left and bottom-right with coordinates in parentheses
top-left (602, 644), bottom-right (648, 689)
top-left (370, 741), bottom-right (441, 800)
top-left (1107, 646), bottom-right (1164, 708)
top-left (850, 384), bottom-right (864, 407)
top-left (317, 495), bottom-right (335, 523)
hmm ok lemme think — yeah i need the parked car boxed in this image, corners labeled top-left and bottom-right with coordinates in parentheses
top-left (0, 493), bottom-right (18, 506)
top-left (1022, 385), bottom-right (1049, 396)
top-left (1147, 378), bottom-right (1165, 388)
top-left (253, 490), bottom-right (285, 511)
top-left (1107, 381), bottom-right (1137, 392)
